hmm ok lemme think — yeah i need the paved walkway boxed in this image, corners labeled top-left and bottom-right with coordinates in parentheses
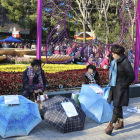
top-left (1, 97), bottom-right (140, 140)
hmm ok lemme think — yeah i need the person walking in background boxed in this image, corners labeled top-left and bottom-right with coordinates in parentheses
top-left (105, 45), bottom-right (135, 135)
top-left (101, 54), bottom-right (113, 69)
top-left (66, 45), bottom-right (73, 55)
top-left (54, 43), bottom-right (60, 54)
top-left (0, 42), bottom-right (3, 48)
top-left (31, 43), bottom-right (37, 49)
top-left (3, 42), bottom-right (8, 48)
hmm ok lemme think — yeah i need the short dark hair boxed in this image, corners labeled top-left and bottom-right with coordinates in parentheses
top-left (31, 59), bottom-right (41, 67)
top-left (111, 45), bottom-right (125, 56)
top-left (86, 64), bottom-right (96, 71)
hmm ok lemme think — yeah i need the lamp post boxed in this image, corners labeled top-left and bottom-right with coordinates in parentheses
top-left (37, 0), bottom-right (42, 60)
top-left (134, 0), bottom-right (140, 82)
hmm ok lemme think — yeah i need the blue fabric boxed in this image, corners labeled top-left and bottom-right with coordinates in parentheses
top-left (69, 52), bottom-right (74, 57)
top-left (0, 36), bottom-right (22, 43)
top-left (77, 62), bottom-right (83, 65)
top-left (109, 60), bottom-right (117, 86)
top-left (47, 51), bottom-right (52, 56)
top-left (0, 95), bottom-right (42, 138)
top-left (78, 84), bottom-right (113, 123)
top-left (102, 85), bottom-right (110, 100)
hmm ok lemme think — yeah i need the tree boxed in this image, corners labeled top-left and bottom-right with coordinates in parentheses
top-left (1, 0), bottom-right (51, 41)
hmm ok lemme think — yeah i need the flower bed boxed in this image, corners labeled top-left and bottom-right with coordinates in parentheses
top-left (0, 68), bottom-right (109, 95)
top-left (6, 55), bottom-right (33, 64)
top-left (0, 64), bottom-right (86, 73)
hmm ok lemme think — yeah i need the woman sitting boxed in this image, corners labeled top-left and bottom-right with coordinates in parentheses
top-left (82, 64), bottom-right (102, 86)
top-left (20, 59), bottom-right (47, 102)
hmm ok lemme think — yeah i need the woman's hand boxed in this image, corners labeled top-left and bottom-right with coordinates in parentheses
top-left (38, 89), bottom-right (42, 93)
top-left (34, 90), bottom-right (38, 93)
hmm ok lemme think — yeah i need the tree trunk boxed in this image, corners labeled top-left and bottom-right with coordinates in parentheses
top-left (82, 0), bottom-right (86, 43)
top-left (83, 22), bottom-right (86, 43)
top-left (116, 0), bottom-right (118, 15)
top-left (103, 3), bottom-right (110, 44)
top-left (88, 12), bottom-right (96, 39)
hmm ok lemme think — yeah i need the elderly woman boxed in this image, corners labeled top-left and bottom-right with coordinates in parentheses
top-left (105, 45), bottom-right (135, 135)
top-left (82, 64), bottom-right (102, 86)
top-left (20, 59), bottom-right (47, 102)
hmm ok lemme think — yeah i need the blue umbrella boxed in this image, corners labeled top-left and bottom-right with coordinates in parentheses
top-left (78, 84), bottom-right (113, 123)
top-left (0, 36), bottom-right (22, 43)
top-left (0, 95), bottom-right (42, 138)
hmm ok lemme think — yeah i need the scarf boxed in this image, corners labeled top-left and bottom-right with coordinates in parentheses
top-left (109, 59), bottom-right (117, 86)
top-left (27, 66), bottom-right (44, 90)
top-left (85, 71), bottom-right (96, 84)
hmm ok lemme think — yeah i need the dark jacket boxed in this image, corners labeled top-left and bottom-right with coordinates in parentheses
top-left (82, 71), bottom-right (102, 86)
top-left (108, 55), bottom-right (135, 107)
top-left (20, 68), bottom-right (47, 99)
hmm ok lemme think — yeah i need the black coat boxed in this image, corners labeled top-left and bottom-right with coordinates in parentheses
top-left (108, 55), bottom-right (135, 107)
top-left (82, 71), bottom-right (102, 86)
top-left (20, 68), bottom-right (46, 99)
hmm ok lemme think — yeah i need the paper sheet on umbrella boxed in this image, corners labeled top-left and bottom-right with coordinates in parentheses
top-left (89, 85), bottom-right (103, 93)
top-left (4, 95), bottom-right (19, 105)
top-left (61, 102), bottom-right (78, 117)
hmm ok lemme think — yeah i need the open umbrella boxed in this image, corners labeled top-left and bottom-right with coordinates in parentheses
top-left (42, 95), bottom-right (86, 133)
top-left (0, 36), bottom-right (22, 43)
top-left (0, 95), bottom-right (42, 138)
top-left (78, 84), bottom-right (113, 123)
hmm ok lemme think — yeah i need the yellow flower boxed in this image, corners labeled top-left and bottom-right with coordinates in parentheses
top-left (0, 64), bottom-right (86, 73)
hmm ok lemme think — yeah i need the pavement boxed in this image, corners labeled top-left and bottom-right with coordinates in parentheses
top-left (1, 97), bottom-right (140, 140)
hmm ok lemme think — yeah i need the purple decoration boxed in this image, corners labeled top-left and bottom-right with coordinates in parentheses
top-left (134, 0), bottom-right (140, 82)
top-left (37, 0), bottom-right (42, 60)
top-left (37, 0), bottom-right (138, 66)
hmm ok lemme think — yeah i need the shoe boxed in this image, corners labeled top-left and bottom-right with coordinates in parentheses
top-left (105, 122), bottom-right (114, 135)
top-left (114, 118), bottom-right (124, 130)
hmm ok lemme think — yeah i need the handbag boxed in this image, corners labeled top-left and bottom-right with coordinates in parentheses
top-left (103, 65), bottom-right (108, 69)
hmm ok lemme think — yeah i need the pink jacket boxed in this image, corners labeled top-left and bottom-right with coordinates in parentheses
top-left (66, 47), bottom-right (73, 55)
top-left (101, 57), bottom-right (109, 69)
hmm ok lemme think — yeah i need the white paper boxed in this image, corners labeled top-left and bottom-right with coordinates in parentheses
top-left (137, 109), bottom-right (140, 114)
top-left (37, 95), bottom-right (48, 101)
top-left (4, 95), bottom-right (19, 105)
top-left (61, 102), bottom-right (78, 117)
top-left (90, 85), bottom-right (103, 93)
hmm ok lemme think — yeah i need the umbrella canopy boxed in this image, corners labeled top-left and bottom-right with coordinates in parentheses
top-left (0, 36), bottom-right (22, 43)
top-left (74, 32), bottom-right (93, 40)
top-left (42, 95), bottom-right (86, 133)
top-left (78, 84), bottom-right (113, 123)
top-left (0, 95), bottom-right (42, 138)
